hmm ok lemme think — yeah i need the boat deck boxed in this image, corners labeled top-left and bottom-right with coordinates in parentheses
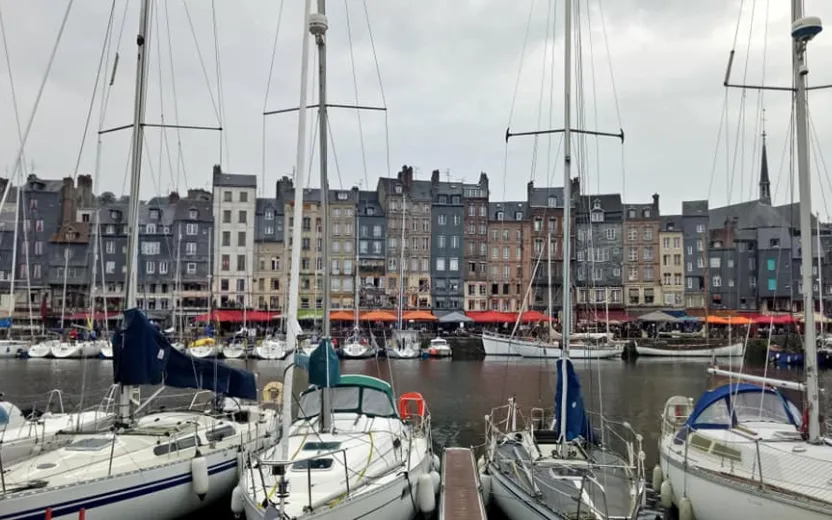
top-left (440, 447), bottom-right (486, 520)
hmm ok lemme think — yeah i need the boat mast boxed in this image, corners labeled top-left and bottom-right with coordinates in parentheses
top-left (817, 212), bottom-right (824, 342)
top-left (354, 211), bottom-right (359, 332)
top-left (281, 0), bottom-right (313, 460)
top-left (558, 0), bottom-right (574, 452)
top-left (7, 176), bottom-right (20, 338)
top-left (312, 0), bottom-right (333, 432)
top-left (547, 231), bottom-right (552, 333)
top-left (397, 191), bottom-right (406, 330)
top-left (174, 223), bottom-right (181, 334)
top-left (791, 3), bottom-right (823, 442)
top-left (119, 0), bottom-right (152, 421)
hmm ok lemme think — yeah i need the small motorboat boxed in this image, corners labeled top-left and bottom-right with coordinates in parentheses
top-left (426, 337), bottom-right (452, 358)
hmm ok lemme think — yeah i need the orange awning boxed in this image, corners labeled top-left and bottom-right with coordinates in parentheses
top-left (706, 315), bottom-right (753, 325)
top-left (330, 310), bottom-right (355, 321)
top-left (402, 310), bottom-right (437, 321)
top-left (360, 310), bottom-right (397, 322)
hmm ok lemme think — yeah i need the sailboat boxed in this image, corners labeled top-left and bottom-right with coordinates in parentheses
top-left (656, 10), bottom-right (832, 520)
top-left (0, 4), bottom-right (279, 518)
top-left (386, 189), bottom-right (420, 360)
top-left (480, 0), bottom-right (646, 517)
top-left (236, 3), bottom-right (438, 518)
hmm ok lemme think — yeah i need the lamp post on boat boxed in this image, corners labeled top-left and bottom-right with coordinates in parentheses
top-left (791, 9), bottom-right (823, 443)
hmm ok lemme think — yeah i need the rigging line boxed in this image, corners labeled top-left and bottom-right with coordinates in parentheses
top-left (0, 1), bottom-right (28, 170)
top-left (210, 0), bottom-right (230, 167)
top-left (705, 92), bottom-right (729, 199)
top-left (730, 0), bottom-right (747, 51)
top-left (747, 0), bottom-right (771, 202)
top-left (585, 0), bottom-right (601, 195)
top-left (595, 0), bottom-right (625, 198)
top-left (360, 0), bottom-right (392, 181)
top-left (808, 113), bottom-right (832, 221)
top-left (99, 0), bottom-right (132, 128)
top-left (325, 113), bottom-right (345, 190)
top-left (261, 0), bottom-right (286, 195)
top-left (544, 0), bottom-right (557, 183)
top-left (4, 0), bottom-right (76, 180)
top-left (732, 0), bottom-right (758, 204)
top-left (506, 0), bottom-right (538, 126)
top-left (344, 0), bottom-right (369, 190)
top-left (770, 105), bottom-right (794, 204)
top-left (164, 0), bottom-right (187, 191)
top-left (153, 2), bottom-right (177, 198)
top-left (181, 1), bottom-right (221, 124)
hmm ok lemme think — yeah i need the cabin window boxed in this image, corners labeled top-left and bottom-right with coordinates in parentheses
top-left (153, 435), bottom-right (199, 456)
top-left (292, 458), bottom-right (334, 471)
top-left (205, 425), bottom-right (237, 442)
top-left (303, 441), bottom-right (342, 451)
top-left (696, 398), bottom-right (731, 426)
top-left (732, 392), bottom-right (794, 425)
top-left (66, 437), bottom-right (112, 451)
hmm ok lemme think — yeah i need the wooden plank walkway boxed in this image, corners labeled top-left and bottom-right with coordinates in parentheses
top-left (439, 447), bottom-right (487, 520)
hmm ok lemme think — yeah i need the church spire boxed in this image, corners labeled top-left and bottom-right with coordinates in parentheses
top-left (759, 115), bottom-right (771, 205)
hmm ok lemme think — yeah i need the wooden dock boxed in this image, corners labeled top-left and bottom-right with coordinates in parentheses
top-left (439, 447), bottom-right (487, 520)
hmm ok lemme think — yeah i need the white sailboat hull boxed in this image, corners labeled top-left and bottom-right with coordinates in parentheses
top-left (50, 342), bottom-right (103, 359)
top-left (100, 344), bottom-right (113, 359)
top-left (513, 343), bottom-right (621, 359)
top-left (489, 465), bottom-right (558, 520)
top-left (188, 346), bottom-right (218, 358)
top-left (221, 345), bottom-right (246, 359)
top-left (0, 447), bottom-right (241, 520)
top-left (0, 340), bottom-right (27, 358)
top-left (386, 347), bottom-right (420, 359)
top-left (636, 342), bottom-right (743, 357)
top-left (341, 342), bottom-right (375, 359)
top-left (27, 341), bottom-right (55, 358)
top-left (480, 332), bottom-right (523, 356)
top-left (254, 340), bottom-right (288, 360)
top-left (659, 448), bottom-right (829, 520)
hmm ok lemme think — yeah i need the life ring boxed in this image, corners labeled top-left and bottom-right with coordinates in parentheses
top-left (398, 392), bottom-right (427, 420)
top-left (262, 381), bottom-right (284, 404)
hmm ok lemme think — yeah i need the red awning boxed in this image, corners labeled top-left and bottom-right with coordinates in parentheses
top-left (469, 311), bottom-right (515, 324)
top-left (193, 310), bottom-right (277, 323)
top-left (752, 314), bottom-right (795, 325)
top-left (518, 310), bottom-right (551, 323)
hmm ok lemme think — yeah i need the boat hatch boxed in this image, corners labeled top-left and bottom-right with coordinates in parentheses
top-left (66, 438), bottom-right (112, 451)
top-left (292, 458), bottom-right (334, 471)
top-left (153, 435), bottom-right (200, 456)
top-left (689, 433), bottom-right (742, 462)
top-left (303, 441), bottom-right (341, 451)
top-left (205, 425), bottom-right (236, 442)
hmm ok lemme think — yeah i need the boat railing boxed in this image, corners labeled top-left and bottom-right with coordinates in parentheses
top-left (660, 396), bottom-right (695, 439)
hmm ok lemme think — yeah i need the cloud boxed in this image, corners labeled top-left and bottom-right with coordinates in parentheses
top-left (0, 0), bottom-right (831, 220)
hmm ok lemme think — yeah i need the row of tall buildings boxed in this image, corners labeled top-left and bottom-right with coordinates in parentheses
top-left (0, 138), bottom-right (829, 321)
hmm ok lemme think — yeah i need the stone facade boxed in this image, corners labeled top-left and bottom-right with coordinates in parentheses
top-left (623, 195), bottom-right (661, 308)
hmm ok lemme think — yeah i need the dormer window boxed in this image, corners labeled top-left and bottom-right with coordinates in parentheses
top-left (367, 207), bottom-right (375, 216)
top-left (593, 199), bottom-right (601, 209)
top-left (189, 209), bottom-right (198, 219)
top-left (105, 225), bottom-right (115, 235)
top-left (547, 196), bottom-right (557, 207)
top-left (337, 192), bottom-right (348, 200)
top-left (65, 229), bottom-right (77, 241)
top-left (145, 223), bottom-right (156, 234)
top-left (110, 210), bottom-right (120, 221)
top-left (590, 211), bottom-right (604, 223)
top-left (515, 211), bottom-right (523, 220)
top-left (628, 209), bottom-right (636, 218)
top-left (149, 209), bottom-right (160, 220)
top-left (643, 209), bottom-right (651, 218)
top-left (394, 185), bottom-right (402, 194)
top-left (496, 211), bottom-right (504, 221)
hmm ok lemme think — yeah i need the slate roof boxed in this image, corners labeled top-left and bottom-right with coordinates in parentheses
top-left (358, 190), bottom-right (384, 217)
top-left (660, 215), bottom-right (684, 232)
top-left (212, 171), bottom-right (257, 188)
top-left (488, 201), bottom-right (528, 222)
top-left (528, 186), bottom-right (566, 208)
top-left (682, 200), bottom-right (709, 216)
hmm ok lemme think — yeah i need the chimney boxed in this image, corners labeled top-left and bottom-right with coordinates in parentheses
top-left (405, 165), bottom-right (414, 189)
top-left (570, 176), bottom-right (580, 197)
top-left (479, 172), bottom-right (489, 195)
top-left (652, 193), bottom-right (659, 210)
top-left (431, 169), bottom-right (440, 185)
top-left (0, 178), bottom-right (8, 199)
top-left (168, 191), bottom-right (180, 204)
top-left (213, 164), bottom-right (222, 176)
top-left (61, 177), bottom-right (75, 224)
top-left (527, 180), bottom-right (534, 202)
top-left (276, 175), bottom-right (294, 203)
top-left (397, 165), bottom-right (407, 183)
top-left (76, 174), bottom-right (93, 207)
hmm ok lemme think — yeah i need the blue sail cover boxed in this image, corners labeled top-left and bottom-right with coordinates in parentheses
top-left (0, 317), bottom-right (12, 329)
top-left (554, 359), bottom-right (595, 442)
top-left (308, 339), bottom-right (340, 388)
top-left (112, 308), bottom-right (256, 400)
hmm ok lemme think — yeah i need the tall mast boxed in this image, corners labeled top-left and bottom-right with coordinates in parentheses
top-left (119, 0), bottom-right (152, 422)
top-left (397, 191), bottom-right (406, 329)
top-left (7, 177), bottom-right (20, 337)
top-left (311, 0), bottom-right (332, 432)
top-left (791, 4), bottom-right (823, 443)
top-left (281, 0), bottom-right (313, 461)
top-left (558, 0), bottom-right (574, 450)
top-left (817, 212), bottom-right (823, 343)
top-left (354, 211), bottom-right (359, 330)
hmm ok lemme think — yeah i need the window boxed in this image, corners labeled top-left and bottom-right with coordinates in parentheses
top-left (146, 261), bottom-right (155, 274)
top-left (643, 227), bottom-right (653, 241)
top-left (34, 241), bottom-right (43, 255)
top-left (265, 225), bottom-right (274, 235)
top-left (238, 211), bottom-right (247, 224)
top-left (643, 247), bottom-right (653, 261)
top-left (222, 231), bottom-right (231, 246)
top-left (271, 257), bottom-right (280, 271)
top-left (450, 257), bottom-right (459, 271)
top-left (186, 242), bottom-right (196, 255)
top-left (628, 248), bottom-right (638, 262)
top-left (663, 238), bottom-right (670, 249)
top-left (237, 255), bottom-right (246, 271)
top-left (186, 223), bottom-right (198, 235)
top-left (436, 258), bottom-right (446, 271)
top-left (768, 278), bottom-right (776, 291)
top-left (238, 232), bottom-right (246, 246)
top-left (159, 261), bottom-right (169, 274)
top-left (223, 191), bottom-right (232, 202)
top-left (590, 212), bottom-right (604, 223)
top-left (373, 225), bottom-right (382, 238)
top-left (186, 262), bottom-right (197, 274)
top-left (628, 228), bottom-right (637, 241)
top-left (727, 258), bottom-right (734, 268)
top-left (696, 239), bottom-right (703, 251)
top-left (767, 259), bottom-right (776, 271)
top-left (344, 259), bottom-right (353, 275)
top-left (644, 266), bottom-right (654, 281)
top-left (687, 261), bottom-right (693, 272)
top-left (605, 228), bottom-right (616, 240)
top-left (222, 210), bottom-right (231, 223)
top-left (696, 223), bottom-right (705, 233)
top-left (710, 257), bottom-right (721, 268)
top-left (438, 214), bottom-right (447, 226)
top-left (145, 223), bottom-right (156, 234)
top-left (105, 261), bottom-right (115, 274)
top-left (547, 196), bottom-right (557, 207)
top-left (628, 266), bottom-right (638, 281)
top-left (712, 275), bottom-right (722, 287)
top-left (534, 218), bottom-right (542, 232)
top-left (451, 236), bottom-right (460, 248)
top-left (189, 209), bottom-right (199, 219)
top-left (221, 254), bottom-right (230, 271)
top-left (687, 277), bottom-right (693, 289)
top-left (35, 220), bottom-right (44, 232)
top-left (141, 242), bottom-right (160, 255)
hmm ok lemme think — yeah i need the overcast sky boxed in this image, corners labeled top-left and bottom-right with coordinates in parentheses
top-left (1, 0), bottom-right (832, 218)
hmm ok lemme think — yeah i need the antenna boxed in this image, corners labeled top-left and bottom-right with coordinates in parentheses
top-left (444, 168), bottom-right (451, 183)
